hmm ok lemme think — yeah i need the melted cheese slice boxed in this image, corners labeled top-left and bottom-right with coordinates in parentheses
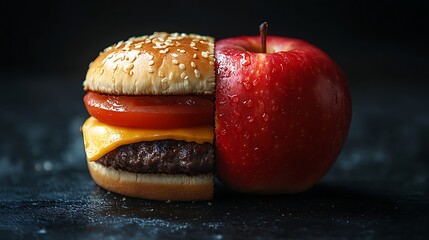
top-left (82, 117), bottom-right (213, 161)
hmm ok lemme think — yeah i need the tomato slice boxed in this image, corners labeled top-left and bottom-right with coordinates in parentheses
top-left (84, 91), bottom-right (214, 128)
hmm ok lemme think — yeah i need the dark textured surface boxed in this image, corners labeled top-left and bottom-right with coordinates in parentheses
top-left (97, 140), bottom-right (214, 175)
top-left (0, 0), bottom-right (427, 238)
top-left (0, 75), bottom-right (428, 239)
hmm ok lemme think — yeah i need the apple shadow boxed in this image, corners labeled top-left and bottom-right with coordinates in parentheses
top-left (212, 180), bottom-right (401, 220)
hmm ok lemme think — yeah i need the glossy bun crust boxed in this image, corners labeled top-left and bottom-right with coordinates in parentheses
top-left (84, 32), bottom-right (215, 95)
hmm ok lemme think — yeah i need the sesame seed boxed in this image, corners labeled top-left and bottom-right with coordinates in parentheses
top-left (148, 55), bottom-right (154, 60)
top-left (180, 49), bottom-right (186, 53)
top-left (112, 63), bottom-right (118, 70)
top-left (129, 70), bottom-right (134, 76)
top-left (161, 77), bottom-right (168, 83)
top-left (164, 48), bottom-right (170, 53)
top-left (107, 53), bottom-right (114, 59)
top-left (179, 63), bottom-right (185, 70)
top-left (171, 53), bottom-right (178, 58)
top-left (172, 59), bottom-right (179, 65)
top-left (191, 47), bottom-right (198, 50)
top-left (134, 43), bottom-right (143, 48)
top-left (147, 67), bottom-right (154, 73)
top-left (124, 63), bottom-right (133, 69)
top-left (158, 71), bottom-right (165, 77)
top-left (99, 68), bottom-right (104, 75)
top-left (114, 53), bottom-right (125, 61)
top-left (201, 51), bottom-right (209, 58)
top-left (115, 41), bottom-right (124, 49)
top-left (184, 75), bottom-right (189, 80)
top-left (180, 72), bottom-right (186, 79)
top-left (148, 60), bottom-right (155, 66)
top-left (159, 49), bottom-right (166, 54)
top-left (128, 55), bottom-right (136, 62)
top-left (190, 42), bottom-right (196, 47)
top-left (191, 62), bottom-right (196, 68)
top-left (123, 63), bottom-right (134, 72)
top-left (193, 54), bottom-right (198, 59)
top-left (194, 69), bottom-right (200, 78)
top-left (135, 36), bottom-right (147, 41)
top-left (153, 45), bottom-right (167, 49)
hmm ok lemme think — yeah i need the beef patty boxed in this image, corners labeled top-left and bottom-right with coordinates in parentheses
top-left (95, 140), bottom-right (214, 175)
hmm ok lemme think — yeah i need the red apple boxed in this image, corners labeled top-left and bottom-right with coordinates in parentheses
top-left (215, 33), bottom-right (351, 193)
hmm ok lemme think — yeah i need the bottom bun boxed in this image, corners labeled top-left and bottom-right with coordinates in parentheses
top-left (88, 160), bottom-right (214, 201)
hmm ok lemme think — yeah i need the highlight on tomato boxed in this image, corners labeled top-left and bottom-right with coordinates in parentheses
top-left (84, 91), bottom-right (214, 129)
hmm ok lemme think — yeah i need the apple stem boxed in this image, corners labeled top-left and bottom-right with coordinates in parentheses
top-left (259, 22), bottom-right (268, 53)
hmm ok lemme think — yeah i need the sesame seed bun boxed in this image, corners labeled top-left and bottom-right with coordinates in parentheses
top-left (84, 32), bottom-right (215, 95)
top-left (88, 160), bottom-right (214, 201)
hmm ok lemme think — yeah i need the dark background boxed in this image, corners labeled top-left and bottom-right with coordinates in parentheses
top-left (1, 0), bottom-right (428, 239)
top-left (0, 0), bottom-right (427, 85)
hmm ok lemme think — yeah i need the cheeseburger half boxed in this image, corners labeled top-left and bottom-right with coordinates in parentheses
top-left (82, 32), bottom-right (215, 201)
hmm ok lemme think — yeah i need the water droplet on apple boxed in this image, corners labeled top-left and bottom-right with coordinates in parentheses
top-left (225, 70), bottom-right (232, 78)
top-left (262, 113), bottom-right (270, 122)
top-left (228, 94), bottom-right (239, 103)
top-left (240, 53), bottom-right (251, 66)
top-left (235, 122), bottom-right (243, 133)
top-left (233, 110), bottom-right (241, 117)
top-left (271, 104), bottom-right (279, 112)
top-left (243, 132), bottom-right (250, 139)
top-left (243, 82), bottom-right (252, 91)
top-left (247, 116), bottom-right (254, 123)
top-left (219, 66), bottom-right (232, 78)
top-left (254, 147), bottom-right (259, 151)
top-left (252, 79), bottom-right (258, 86)
top-left (243, 99), bottom-right (253, 108)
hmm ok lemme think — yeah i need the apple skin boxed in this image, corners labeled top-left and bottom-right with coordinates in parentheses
top-left (215, 36), bottom-right (351, 193)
